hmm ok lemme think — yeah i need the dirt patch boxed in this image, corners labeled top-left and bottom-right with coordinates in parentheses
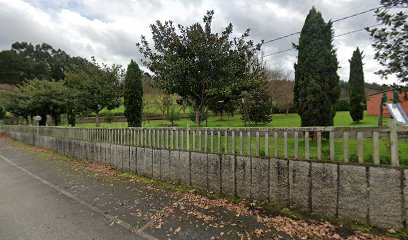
top-left (29, 147), bottom-right (48, 154)
top-left (0, 133), bottom-right (8, 139)
top-left (86, 163), bottom-right (118, 177)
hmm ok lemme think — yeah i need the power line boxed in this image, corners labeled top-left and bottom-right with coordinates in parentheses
top-left (263, 32), bottom-right (300, 44)
top-left (263, 6), bottom-right (381, 45)
top-left (262, 24), bottom-right (380, 58)
top-left (262, 48), bottom-right (293, 58)
top-left (334, 23), bottom-right (381, 37)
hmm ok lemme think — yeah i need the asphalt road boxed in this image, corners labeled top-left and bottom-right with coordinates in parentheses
top-left (0, 148), bottom-right (144, 240)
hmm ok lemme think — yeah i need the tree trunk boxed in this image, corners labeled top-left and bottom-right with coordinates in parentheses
top-left (205, 110), bottom-right (208, 127)
top-left (95, 112), bottom-right (100, 127)
top-left (67, 110), bottom-right (76, 127)
top-left (286, 108), bottom-right (289, 115)
top-left (39, 115), bottom-right (47, 126)
top-left (195, 109), bottom-right (200, 127)
top-left (24, 117), bottom-right (29, 125)
top-left (53, 114), bottom-right (60, 126)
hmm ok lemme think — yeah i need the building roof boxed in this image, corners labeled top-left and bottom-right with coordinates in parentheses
top-left (366, 87), bottom-right (408, 97)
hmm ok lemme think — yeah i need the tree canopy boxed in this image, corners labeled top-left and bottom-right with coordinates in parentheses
top-left (137, 10), bottom-right (262, 127)
top-left (4, 79), bottom-right (68, 125)
top-left (124, 60), bottom-right (143, 127)
top-left (65, 58), bottom-right (122, 127)
top-left (366, 0), bottom-right (407, 82)
top-left (294, 7), bottom-right (340, 127)
top-left (0, 50), bottom-right (47, 84)
top-left (241, 79), bottom-right (273, 126)
top-left (348, 47), bottom-right (366, 123)
top-left (0, 42), bottom-right (88, 84)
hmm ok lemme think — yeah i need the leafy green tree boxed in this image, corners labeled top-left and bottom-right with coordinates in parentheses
top-left (29, 79), bottom-right (68, 125)
top-left (0, 50), bottom-right (42, 84)
top-left (1, 42), bottom-right (89, 83)
top-left (166, 106), bottom-right (180, 125)
top-left (366, 0), bottom-right (407, 82)
top-left (294, 7), bottom-right (340, 127)
top-left (65, 58), bottom-right (122, 127)
top-left (4, 79), bottom-right (68, 125)
top-left (123, 60), bottom-right (143, 127)
top-left (348, 48), bottom-right (366, 123)
top-left (155, 94), bottom-right (173, 119)
top-left (241, 81), bottom-right (273, 126)
top-left (137, 10), bottom-right (262, 127)
top-left (208, 97), bottom-right (237, 118)
top-left (4, 84), bottom-right (35, 124)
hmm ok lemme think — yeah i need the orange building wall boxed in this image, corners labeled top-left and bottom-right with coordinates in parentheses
top-left (366, 91), bottom-right (408, 116)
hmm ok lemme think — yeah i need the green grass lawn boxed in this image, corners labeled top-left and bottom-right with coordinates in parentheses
top-left (75, 111), bottom-right (387, 128)
top-left (88, 94), bottom-right (193, 116)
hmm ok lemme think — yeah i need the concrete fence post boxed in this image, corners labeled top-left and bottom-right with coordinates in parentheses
top-left (357, 132), bottom-right (364, 164)
top-left (176, 129), bottom-right (179, 150)
top-left (247, 131), bottom-right (251, 156)
top-left (256, 131), bottom-right (260, 156)
top-left (204, 129), bottom-right (208, 152)
top-left (264, 131), bottom-right (269, 157)
top-left (181, 129), bottom-right (184, 150)
top-left (372, 131), bottom-right (380, 165)
top-left (225, 130), bottom-right (228, 154)
top-left (274, 132), bottom-right (278, 158)
top-left (388, 120), bottom-right (399, 166)
top-left (171, 129), bottom-right (175, 149)
top-left (187, 128), bottom-right (190, 150)
top-left (232, 130), bottom-right (236, 154)
top-left (330, 131), bottom-right (335, 161)
top-left (343, 131), bottom-right (349, 163)
top-left (218, 130), bottom-right (221, 153)
top-left (198, 130), bottom-right (202, 151)
top-left (239, 131), bottom-right (243, 155)
top-left (211, 130), bottom-right (214, 153)
top-left (317, 131), bottom-right (322, 160)
top-left (193, 130), bottom-right (196, 151)
top-left (150, 129), bottom-right (153, 147)
top-left (305, 131), bottom-right (309, 160)
top-left (294, 131), bottom-right (299, 159)
top-left (283, 131), bottom-right (288, 159)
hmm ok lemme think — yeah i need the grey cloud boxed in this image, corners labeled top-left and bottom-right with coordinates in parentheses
top-left (0, 0), bottom-right (396, 83)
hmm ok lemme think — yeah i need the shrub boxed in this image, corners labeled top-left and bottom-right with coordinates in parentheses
top-left (0, 106), bottom-right (5, 119)
top-left (105, 114), bottom-right (114, 124)
top-left (166, 107), bottom-right (180, 125)
top-left (189, 111), bottom-right (208, 125)
top-left (336, 99), bottom-right (349, 111)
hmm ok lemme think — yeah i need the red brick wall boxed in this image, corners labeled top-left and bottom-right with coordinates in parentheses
top-left (366, 91), bottom-right (408, 116)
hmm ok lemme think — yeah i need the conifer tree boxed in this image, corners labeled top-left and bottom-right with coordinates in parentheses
top-left (124, 60), bottom-right (143, 127)
top-left (294, 7), bottom-right (340, 127)
top-left (348, 48), bottom-right (365, 123)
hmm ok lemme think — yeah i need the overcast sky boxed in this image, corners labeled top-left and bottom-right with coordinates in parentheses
top-left (0, 0), bottom-right (397, 84)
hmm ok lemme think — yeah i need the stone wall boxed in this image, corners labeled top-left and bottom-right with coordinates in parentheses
top-left (6, 132), bottom-right (407, 230)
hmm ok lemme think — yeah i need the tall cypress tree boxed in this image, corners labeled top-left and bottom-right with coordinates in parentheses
top-left (294, 7), bottom-right (340, 127)
top-left (124, 60), bottom-right (143, 127)
top-left (348, 47), bottom-right (365, 123)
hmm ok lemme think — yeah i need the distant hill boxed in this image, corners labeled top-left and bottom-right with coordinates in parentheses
top-left (338, 80), bottom-right (389, 99)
